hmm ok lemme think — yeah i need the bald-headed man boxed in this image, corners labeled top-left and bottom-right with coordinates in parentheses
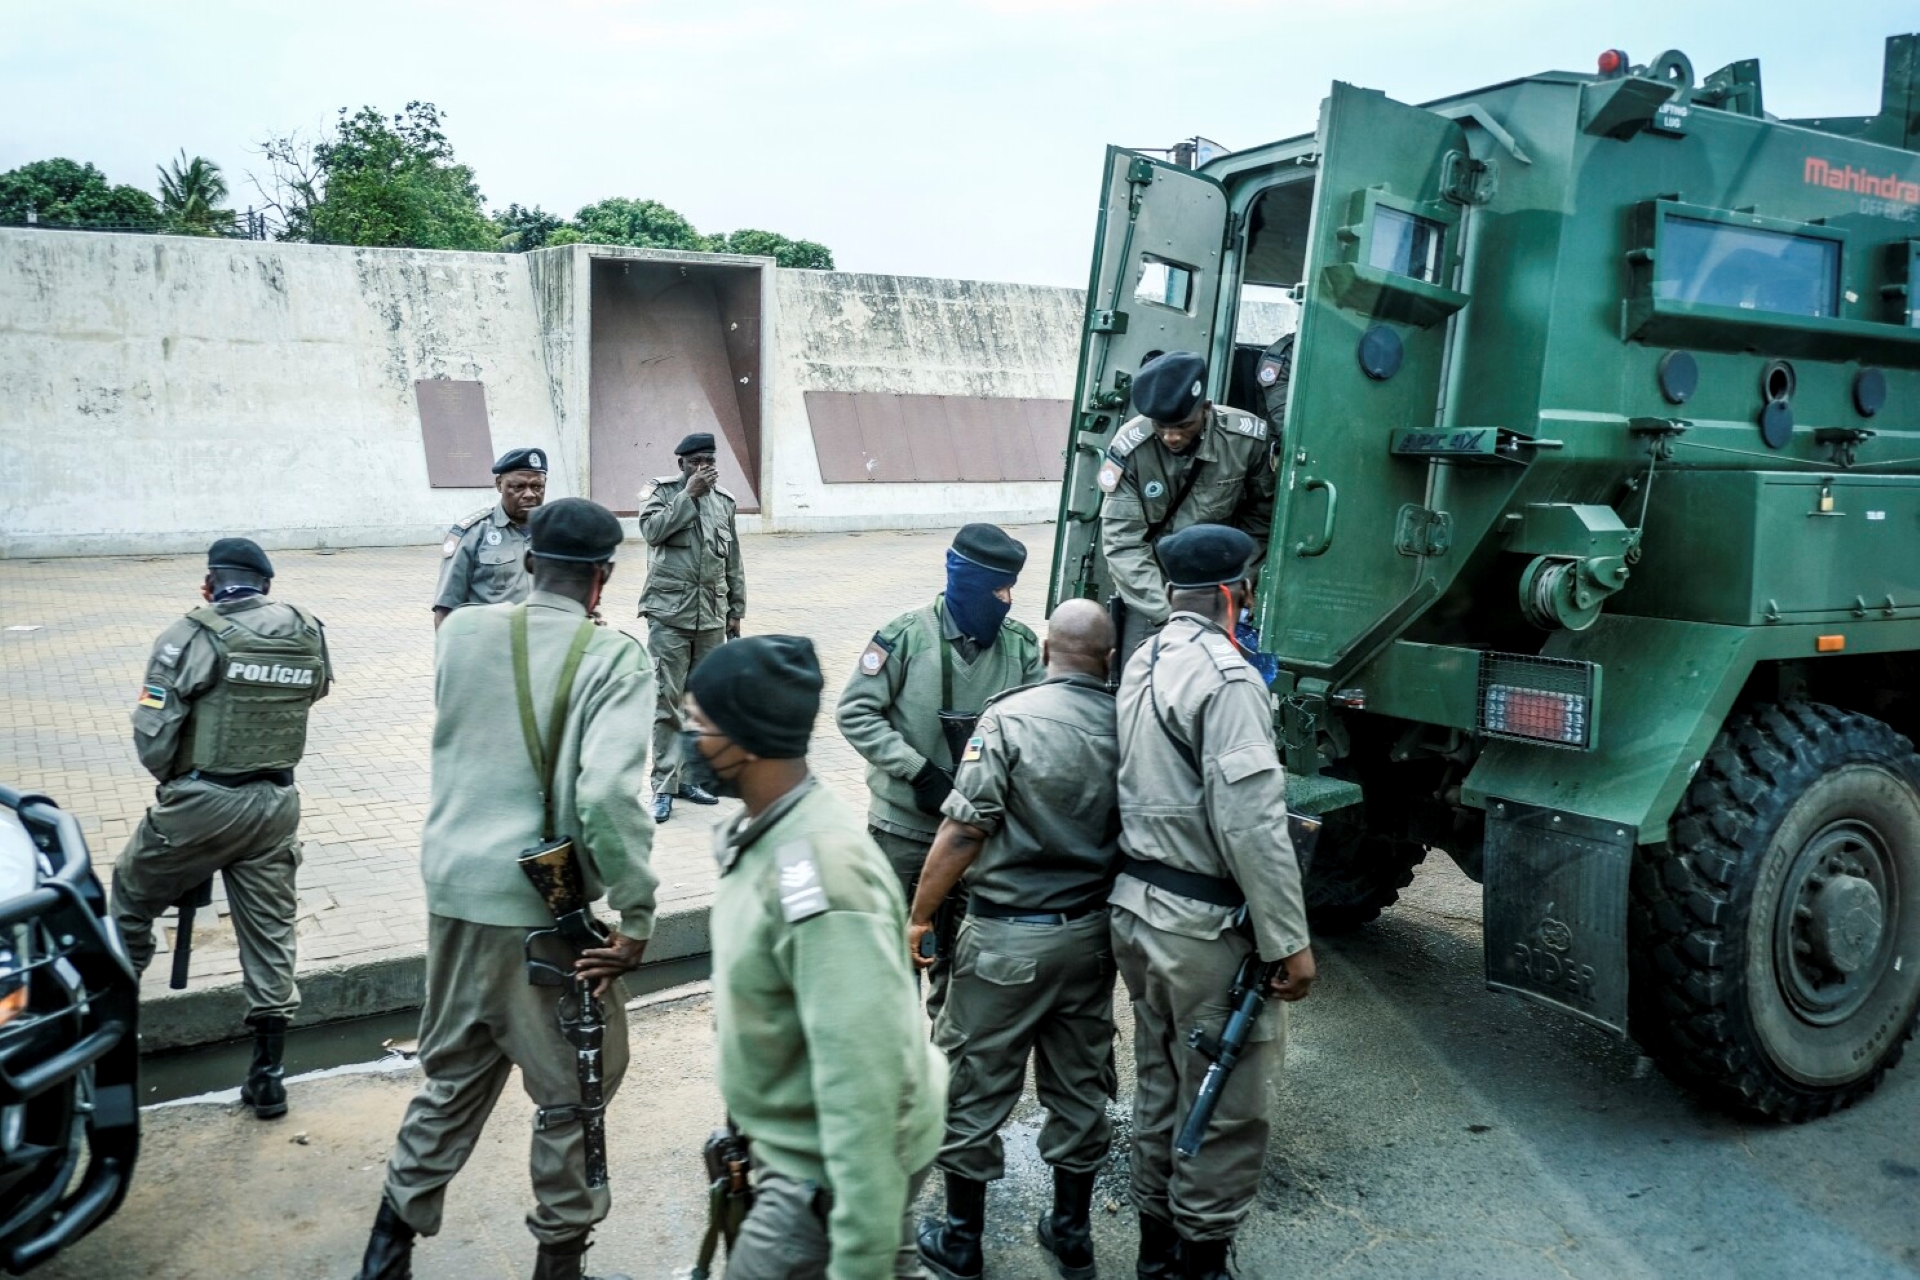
top-left (910, 599), bottom-right (1121, 1280)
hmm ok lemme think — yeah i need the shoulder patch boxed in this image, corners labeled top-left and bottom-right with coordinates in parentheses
top-left (961, 735), bottom-right (985, 763)
top-left (137, 683), bottom-right (168, 710)
top-left (1204, 635), bottom-right (1247, 673)
top-left (1097, 458), bottom-right (1123, 493)
top-left (640, 476), bottom-right (678, 503)
top-left (774, 840), bottom-right (830, 923)
top-left (858, 630), bottom-right (896, 676)
top-left (155, 640), bottom-right (185, 668)
top-left (453, 505), bottom-right (493, 532)
top-left (1108, 418), bottom-right (1155, 459)
top-left (1221, 410), bottom-right (1268, 442)
top-left (441, 534), bottom-right (460, 558)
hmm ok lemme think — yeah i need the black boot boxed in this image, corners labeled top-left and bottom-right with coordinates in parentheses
top-left (352, 1197), bottom-right (415, 1280)
top-left (532, 1234), bottom-right (631, 1280)
top-left (1137, 1212), bottom-right (1180, 1280)
top-left (1037, 1167), bottom-right (1098, 1279)
top-left (1179, 1235), bottom-right (1231, 1280)
top-left (240, 1015), bottom-right (288, 1119)
top-left (918, 1173), bottom-right (987, 1280)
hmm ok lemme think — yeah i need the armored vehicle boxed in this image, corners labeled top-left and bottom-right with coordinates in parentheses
top-left (1050, 36), bottom-right (1920, 1120)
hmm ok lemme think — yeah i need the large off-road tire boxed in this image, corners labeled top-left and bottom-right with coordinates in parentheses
top-left (1303, 810), bottom-right (1429, 934)
top-left (1630, 702), bottom-right (1920, 1121)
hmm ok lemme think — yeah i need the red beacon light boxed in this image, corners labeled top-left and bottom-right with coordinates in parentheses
top-left (1597, 48), bottom-right (1629, 77)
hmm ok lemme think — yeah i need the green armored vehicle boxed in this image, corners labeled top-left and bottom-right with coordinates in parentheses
top-left (1050, 36), bottom-right (1920, 1121)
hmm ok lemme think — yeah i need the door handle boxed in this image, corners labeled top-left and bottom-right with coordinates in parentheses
top-left (1293, 477), bottom-right (1338, 557)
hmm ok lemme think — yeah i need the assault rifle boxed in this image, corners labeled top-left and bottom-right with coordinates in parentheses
top-left (1175, 951), bottom-right (1278, 1158)
top-left (520, 839), bottom-right (612, 1189)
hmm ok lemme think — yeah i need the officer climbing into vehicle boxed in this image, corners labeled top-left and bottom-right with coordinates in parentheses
top-left (112, 537), bottom-right (332, 1120)
top-left (1097, 352), bottom-right (1277, 660)
top-left (1253, 332), bottom-right (1293, 437)
top-left (638, 431), bottom-right (745, 823)
top-left (432, 446), bottom-right (549, 627)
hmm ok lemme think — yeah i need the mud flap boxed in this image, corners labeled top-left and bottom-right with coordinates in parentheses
top-left (1482, 798), bottom-right (1631, 1035)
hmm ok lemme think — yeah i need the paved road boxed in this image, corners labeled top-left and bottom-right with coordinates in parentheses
top-left (42, 859), bottom-right (1919, 1280)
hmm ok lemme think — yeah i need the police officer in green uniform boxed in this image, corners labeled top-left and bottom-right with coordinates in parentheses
top-left (113, 538), bottom-right (331, 1119)
top-left (910, 598), bottom-right (1121, 1280)
top-left (1097, 352), bottom-right (1276, 660)
top-left (1253, 333), bottom-right (1293, 437)
top-left (637, 431), bottom-right (745, 823)
top-left (432, 446), bottom-right (549, 627)
top-left (354, 499), bottom-right (656, 1280)
top-left (691, 636), bottom-right (947, 1280)
top-left (1111, 525), bottom-right (1316, 1280)
top-left (836, 524), bottom-right (1044, 1018)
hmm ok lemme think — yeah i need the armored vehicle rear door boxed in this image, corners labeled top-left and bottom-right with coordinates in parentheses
top-left (1259, 85), bottom-right (1472, 677)
top-left (1048, 149), bottom-right (1229, 609)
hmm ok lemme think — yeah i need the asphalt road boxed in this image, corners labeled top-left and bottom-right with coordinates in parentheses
top-left (43, 858), bottom-right (1919, 1280)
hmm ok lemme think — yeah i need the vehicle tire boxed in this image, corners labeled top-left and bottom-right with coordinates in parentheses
top-left (1303, 809), bottom-right (1428, 933)
top-left (1630, 702), bottom-right (1920, 1121)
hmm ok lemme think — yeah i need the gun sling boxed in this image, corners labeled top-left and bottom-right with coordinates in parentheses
top-left (510, 605), bottom-right (597, 842)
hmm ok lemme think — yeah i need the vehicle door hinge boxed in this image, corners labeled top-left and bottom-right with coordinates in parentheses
top-left (1224, 211), bottom-right (1245, 255)
top-left (1440, 150), bottom-right (1497, 206)
top-left (1395, 504), bottom-right (1454, 557)
top-left (1127, 156), bottom-right (1157, 186)
top-left (1091, 310), bottom-right (1130, 335)
top-left (1091, 369), bottom-right (1134, 410)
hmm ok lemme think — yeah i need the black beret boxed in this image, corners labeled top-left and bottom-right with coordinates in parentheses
top-left (689, 635), bottom-right (822, 759)
top-left (528, 497), bottom-right (624, 563)
top-left (1156, 524), bottom-right (1258, 590)
top-left (951, 523), bottom-right (1028, 576)
top-left (207, 537), bottom-right (274, 578)
top-left (493, 447), bottom-right (548, 475)
top-left (1133, 351), bottom-right (1208, 424)
top-left (675, 433), bottom-right (717, 457)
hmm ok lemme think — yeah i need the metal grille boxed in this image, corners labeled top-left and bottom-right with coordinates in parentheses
top-left (1477, 652), bottom-right (1598, 751)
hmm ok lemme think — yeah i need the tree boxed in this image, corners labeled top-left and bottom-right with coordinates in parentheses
top-left (156, 152), bottom-right (235, 236)
top-left (714, 228), bottom-right (833, 270)
top-left (495, 202), bottom-right (564, 252)
top-left (0, 158), bottom-right (160, 229)
top-left (569, 197), bottom-right (711, 251)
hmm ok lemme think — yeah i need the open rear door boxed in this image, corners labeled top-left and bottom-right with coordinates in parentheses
top-left (1048, 149), bottom-right (1228, 608)
top-left (1259, 85), bottom-right (1473, 676)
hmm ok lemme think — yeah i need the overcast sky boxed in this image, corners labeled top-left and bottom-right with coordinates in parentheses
top-left (4, 1), bottom-right (1914, 286)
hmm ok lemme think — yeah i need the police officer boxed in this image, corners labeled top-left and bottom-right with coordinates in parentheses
top-left (691, 636), bottom-right (946, 1280)
top-left (1253, 332), bottom-right (1293, 437)
top-left (112, 538), bottom-right (331, 1119)
top-left (910, 598), bottom-right (1121, 1280)
top-left (432, 446), bottom-right (549, 627)
top-left (1110, 524), bottom-right (1315, 1280)
top-left (355, 499), bottom-right (657, 1280)
top-left (836, 523), bottom-right (1044, 1018)
top-left (1097, 351), bottom-right (1276, 660)
top-left (637, 431), bottom-right (745, 822)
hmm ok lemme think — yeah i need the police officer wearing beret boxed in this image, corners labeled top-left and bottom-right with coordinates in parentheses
top-left (1097, 352), bottom-right (1277, 660)
top-left (432, 446), bottom-right (549, 627)
top-left (637, 432), bottom-right (746, 823)
top-left (1109, 524), bottom-right (1314, 1280)
top-left (355, 498), bottom-right (656, 1280)
top-left (112, 538), bottom-right (332, 1119)
top-left (836, 524), bottom-right (1043, 1019)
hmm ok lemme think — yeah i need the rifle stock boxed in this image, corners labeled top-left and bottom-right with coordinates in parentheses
top-left (168, 877), bottom-right (216, 991)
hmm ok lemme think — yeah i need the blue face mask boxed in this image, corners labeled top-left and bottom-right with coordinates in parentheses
top-left (943, 550), bottom-right (1016, 648)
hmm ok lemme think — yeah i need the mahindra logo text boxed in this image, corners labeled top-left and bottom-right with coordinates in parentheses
top-left (1804, 156), bottom-right (1920, 206)
top-left (227, 660), bottom-right (317, 686)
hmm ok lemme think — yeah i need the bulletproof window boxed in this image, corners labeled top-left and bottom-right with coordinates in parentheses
top-left (1368, 207), bottom-right (1446, 285)
top-left (1134, 256), bottom-right (1194, 312)
top-left (1656, 216), bottom-right (1840, 318)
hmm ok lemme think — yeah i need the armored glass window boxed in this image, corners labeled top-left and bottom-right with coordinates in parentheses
top-left (1368, 207), bottom-right (1446, 284)
top-left (1134, 256), bottom-right (1194, 312)
top-left (1656, 217), bottom-right (1840, 318)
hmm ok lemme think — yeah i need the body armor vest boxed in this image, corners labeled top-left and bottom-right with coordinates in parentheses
top-left (180, 604), bottom-right (326, 773)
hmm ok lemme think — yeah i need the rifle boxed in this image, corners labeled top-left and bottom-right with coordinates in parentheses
top-left (168, 877), bottom-right (215, 990)
top-left (520, 839), bottom-right (613, 1190)
top-left (1175, 952), bottom-right (1279, 1158)
top-left (1106, 595), bottom-right (1129, 689)
top-left (691, 1122), bottom-right (754, 1279)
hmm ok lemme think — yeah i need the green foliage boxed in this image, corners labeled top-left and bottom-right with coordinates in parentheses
top-left (0, 158), bottom-right (160, 229)
top-left (544, 227), bottom-right (586, 247)
top-left (570, 197), bottom-right (711, 251)
top-left (713, 228), bottom-right (834, 269)
top-left (495, 203), bottom-right (564, 252)
top-left (156, 152), bottom-right (235, 236)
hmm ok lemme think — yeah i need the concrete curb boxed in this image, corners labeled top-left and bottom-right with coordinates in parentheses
top-left (137, 901), bottom-right (712, 1054)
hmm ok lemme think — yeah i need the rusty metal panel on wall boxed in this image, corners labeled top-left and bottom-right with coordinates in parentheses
top-left (416, 380), bottom-right (496, 488)
top-left (805, 392), bottom-right (1070, 483)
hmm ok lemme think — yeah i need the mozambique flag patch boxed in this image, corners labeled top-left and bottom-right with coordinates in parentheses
top-left (138, 683), bottom-right (168, 709)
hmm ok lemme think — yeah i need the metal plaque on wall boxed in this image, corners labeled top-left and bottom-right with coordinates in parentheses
top-left (416, 380), bottom-right (496, 488)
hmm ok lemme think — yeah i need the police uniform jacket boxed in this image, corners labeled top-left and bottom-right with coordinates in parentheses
top-left (941, 673), bottom-right (1121, 913)
top-left (711, 778), bottom-right (947, 1280)
top-left (636, 475), bottom-right (745, 631)
top-left (434, 503), bottom-right (533, 612)
top-left (1110, 612), bottom-right (1308, 962)
top-left (1098, 407), bottom-right (1276, 624)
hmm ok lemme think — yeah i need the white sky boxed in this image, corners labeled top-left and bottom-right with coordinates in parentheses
top-left (3, 1), bottom-right (1914, 286)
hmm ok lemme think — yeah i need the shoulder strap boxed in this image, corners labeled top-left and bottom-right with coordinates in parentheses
top-left (511, 605), bottom-right (598, 841)
top-left (938, 602), bottom-right (955, 710)
top-left (185, 604), bottom-right (233, 636)
top-left (1142, 456), bottom-right (1208, 546)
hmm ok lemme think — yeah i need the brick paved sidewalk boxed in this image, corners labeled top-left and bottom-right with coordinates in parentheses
top-left (0, 524), bottom-right (1055, 1035)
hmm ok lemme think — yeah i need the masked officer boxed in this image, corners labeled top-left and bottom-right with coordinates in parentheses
top-left (1111, 524), bottom-right (1315, 1280)
top-left (638, 431), bottom-right (746, 823)
top-left (112, 538), bottom-right (331, 1119)
top-left (692, 635), bottom-right (947, 1280)
top-left (910, 598), bottom-right (1121, 1280)
top-left (432, 446), bottom-right (549, 627)
top-left (355, 498), bottom-right (657, 1280)
top-left (1097, 352), bottom-right (1276, 660)
top-left (836, 523), bottom-right (1043, 1018)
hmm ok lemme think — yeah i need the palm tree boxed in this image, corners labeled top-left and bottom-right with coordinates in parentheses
top-left (157, 152), bottom-right (235, 235)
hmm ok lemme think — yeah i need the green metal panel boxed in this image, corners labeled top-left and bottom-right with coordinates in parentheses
top-left (1353, 640), bottom-right (1481, 730)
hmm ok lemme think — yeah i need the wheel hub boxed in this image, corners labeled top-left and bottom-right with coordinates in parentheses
top-left (1777, 820), bottom-right (1895, 1023)
top-left (1807, 874), bottom-right (1884, 974)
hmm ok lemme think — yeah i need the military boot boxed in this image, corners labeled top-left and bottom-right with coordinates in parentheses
top-left (1136, 1212), bottom-right (1180, 1279)
top-left (239, 1015), bottom-right (288, 1119)
top-left (1037, 1167), bottom-right (1098, 1279)
top-left (1179, 1236), bottom-right (1232, 1280)
top-left (352, 1196), bottom-right (415, 1280)
top-left (918, 1172), bottom-right (987, 1280)
top-left (531, 1233), bottom-right (631, 1280)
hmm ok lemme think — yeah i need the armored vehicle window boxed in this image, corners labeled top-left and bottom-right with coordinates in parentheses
top-left (1134, 256), bottom-right (1194, 312)
top-left (1369, 207), bottom-right (1446, 284)
top-left (1657, 217), bottom-right (1839, 318)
